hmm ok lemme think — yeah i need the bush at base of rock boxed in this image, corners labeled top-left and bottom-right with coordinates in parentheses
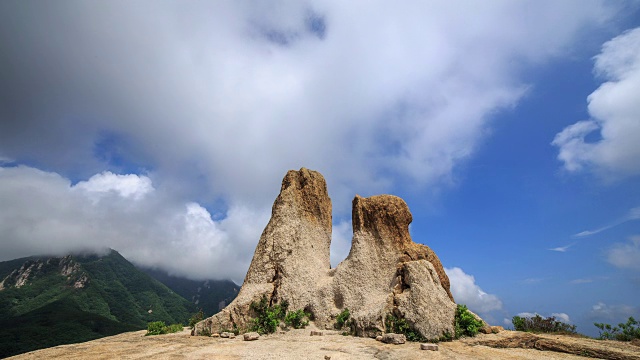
top-left (334, 308), bottom-right (351, 330)
top-left (455, 305), bottom-right (485, 338)
top-left (249, 295), bottom-right (287, 334)
top-left (284, 309), bottom-right (310, 329)
top-left (385, 314), bottom-right (426, 342)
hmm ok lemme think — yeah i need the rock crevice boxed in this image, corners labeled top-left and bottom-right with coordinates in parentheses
top-left (195, 168), bottom-right (458, 340)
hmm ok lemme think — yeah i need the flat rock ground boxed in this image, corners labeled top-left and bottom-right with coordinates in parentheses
top-left (9, 326), bottom-right (640, 360)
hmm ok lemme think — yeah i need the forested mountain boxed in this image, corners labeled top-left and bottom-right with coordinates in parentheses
top-left (140, 267), bottom-right (239, 317)
top-left (0, 249), bottom-right (195, 357)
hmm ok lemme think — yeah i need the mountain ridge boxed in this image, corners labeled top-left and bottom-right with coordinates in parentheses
top-left (0, 249), bottom-right (194, 357)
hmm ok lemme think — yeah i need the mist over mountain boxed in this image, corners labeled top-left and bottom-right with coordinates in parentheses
top-left (139, 267), bottom-right (239, 317)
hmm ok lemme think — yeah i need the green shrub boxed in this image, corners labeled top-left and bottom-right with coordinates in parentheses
top-left (146, 321), bottom-right (167, 335)
top-left (595, 317), bottom-right (640, 341)
top-left (385, 314), bottom-right (426, 342)
top-left (512, 314), bottom-right (576, 334)
top-left (455, 304), bottom-right (484, 338)
top-left (145, 321), bottom-right (183, 336)
top-left (335, 308), bottom-right (351, 330)
top-left (284, 309), bottom-right (310, 329)
top-left (249, 295), bottom-right (287, 334)
top-left (166, 323), bottom-right (184, 333)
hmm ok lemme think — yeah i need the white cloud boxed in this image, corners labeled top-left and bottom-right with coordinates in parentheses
top-left (553, 27), bottom-right (640, 178)
top-left (0, 1), bottom-right (620, 215)
top-left (516, 312), bottom-right (572, 324)
top-left (548, 243), bottom-right (575, 252)
top-left (74, 171), bottom-right (154, 201)
top-left (573, 206), bottom-right (640, 238)
top-left (330, 220), bottom-right (352, 268)
top-left (517, 312), bottom-right (538, 318)
top-left (606, 235), bottom-right (640, 271)
top-left (445, 267), bottom-right (503, 314)
top-left (0, 1), bottom-right (627, 283)
top-left (0, 166), bottom-right (269, 283)
top-left (589, 302), bottom-right (638, 321)
top-left (552, 313), bottom-right (571, 323)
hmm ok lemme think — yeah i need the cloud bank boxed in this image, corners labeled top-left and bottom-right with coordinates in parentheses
top-left (445, 267), bottom-right (503, 314)
top-left (0, 1), bottom-right (617, 211)
top-left (0, 166), bottom-right (268, 283)
top-left (553, 27), bottom-right (640, 178)
top-left (0, 1), bottom-right (623, 280)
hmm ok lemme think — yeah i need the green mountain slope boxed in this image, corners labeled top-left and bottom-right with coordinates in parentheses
top-left (0, 250), bottom-right (195, 357)
top-left (140, 267), bottom-right (239, 317)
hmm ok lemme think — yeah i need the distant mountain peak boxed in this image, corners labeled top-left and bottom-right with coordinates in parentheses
top-left (0, 255), bottom-right (88, 291)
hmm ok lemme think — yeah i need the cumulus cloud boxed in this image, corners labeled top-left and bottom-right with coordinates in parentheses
top-left (606, 235), bottom-right (640, 271)
top-left (553, 27), bottom-right (640, 178)
top-left (74, 172), bottom-right (154, 202)
top-left (0, 166), bottom-right (269, 283)
top-left (445, 267), bottom-right (503, 314)
top-left (0, 1), bottom-right (619, 214)
top-left (589, 302), bottom-right (638, 321)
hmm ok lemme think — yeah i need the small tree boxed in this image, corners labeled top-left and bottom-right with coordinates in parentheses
top-left (595, 317), bottom-right (640, 341)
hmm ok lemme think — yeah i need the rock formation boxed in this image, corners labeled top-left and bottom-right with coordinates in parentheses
top-left (195, 168), bottom-right (457, 340)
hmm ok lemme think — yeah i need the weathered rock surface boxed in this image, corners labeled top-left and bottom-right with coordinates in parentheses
top-left (473, 332), bottom-right (640, 360)
top-left (15, 328), bottom-right (640, 360)
top-left (195, 168), bottom-right (332, 334)
top-left (195, 168), bottom-right (456, 341)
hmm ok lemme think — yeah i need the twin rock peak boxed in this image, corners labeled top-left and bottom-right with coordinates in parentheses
top-left (195, 168), bottom-right (461, 339)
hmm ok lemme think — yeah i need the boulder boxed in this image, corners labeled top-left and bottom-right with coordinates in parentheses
top-left (195, 168), bottom-right (332, 334)
top-left (243, 332), bottom-right (260, 341)
top-left (194, 168), bottom-right (462, 341)
top-left (381, 333), bottom-right (406, 344)
top-left (420, 343), bottom-right (439, 351)
top-left (491, 326), bottom-right (504, 333)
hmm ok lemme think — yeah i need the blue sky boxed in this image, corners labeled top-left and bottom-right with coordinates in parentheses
top-left (1, 1), bottom-right (639, 336)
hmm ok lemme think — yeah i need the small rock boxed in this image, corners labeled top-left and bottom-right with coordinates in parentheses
top-left (376, 335), bottom-right (383, 341)
top-left (243, 332), bottom-right (260, 341)
top-left (310, 331), bottom-right (323, 336)
top-left (420, 343), bottom-right (438, 351)
top-left (479, 326), bottom-right (493, 334)
top-left (324, 356), bottom-right (331, 360)
top-left (381, 333), bottom-right (406, 345)
top-left (220, 332), bottom-right (235, 338)
top-left (211, 333), bottom-right (220, 338)
top-left (491, 326), bottom-right (504, 334)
